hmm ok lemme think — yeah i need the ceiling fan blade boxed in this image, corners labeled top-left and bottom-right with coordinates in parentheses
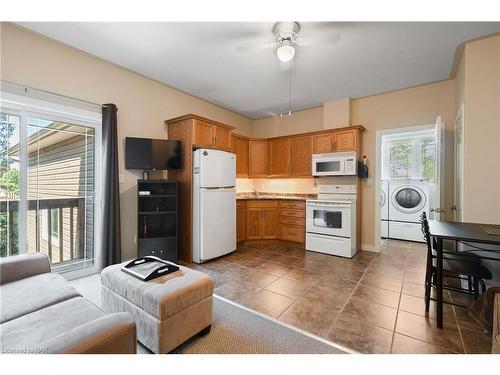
top-left (235, 41), bottom-right (276, 53)
top-left (295, 30), bottom-right (342, 47)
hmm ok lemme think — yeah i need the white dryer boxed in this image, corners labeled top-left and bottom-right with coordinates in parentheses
top-left (380, 179), bottom-right (389, 238)
top-left (388, 179), bottom-right (429, 242)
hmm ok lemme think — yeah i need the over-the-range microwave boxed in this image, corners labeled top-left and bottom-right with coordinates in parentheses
top-left (312, 151), bottom-right (357, 176)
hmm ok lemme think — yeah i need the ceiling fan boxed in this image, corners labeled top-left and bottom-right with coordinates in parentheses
top-left (235, 22), bottom-right (342, 62)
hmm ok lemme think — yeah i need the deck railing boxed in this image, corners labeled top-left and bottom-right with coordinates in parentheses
top-left (0, 197), bottom-right (86, 266)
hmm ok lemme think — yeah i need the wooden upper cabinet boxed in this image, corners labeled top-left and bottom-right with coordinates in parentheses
top-left (248, 140), bottom-right (267, 178)
top-left (192, 119), bottom-right (216, 148)
top-left (313, 133), bottom-right (334, 154)
top-left (187, 116), bottom-right (235, 151)
top-left (290, 135), bottom-right (313, 177)
top-left (334, 129), bottom-right (358, 152)
top-left (231, 135), bottom-right (249, 177)
top-left (215, 125), bottom-right (232, 152)
top-left (267, 138), bottom-right (290, 177)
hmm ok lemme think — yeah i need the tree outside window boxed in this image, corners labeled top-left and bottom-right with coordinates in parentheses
top-left (421, 138), bottom-right (436, 180)
top-left (389, 141), bottom-right (412, 178)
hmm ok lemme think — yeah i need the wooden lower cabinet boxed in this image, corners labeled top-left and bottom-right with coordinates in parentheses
top-left (245, 200), bottom-right (278, 240)
top-left (238, 199), bottom-right (305, 243)
top-left (279, 225), bottom-right (304, 243)
top-left (236, 200), bottom-right (246, 242)
top-left (278, 200), bottom-right (305, 244)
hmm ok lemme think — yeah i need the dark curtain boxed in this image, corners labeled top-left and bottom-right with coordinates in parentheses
top-left (101, 103), bottom-right (121, 267)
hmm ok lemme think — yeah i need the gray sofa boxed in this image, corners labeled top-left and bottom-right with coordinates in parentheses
top-left (493, 292), bottom-right (500, 354)
top-left (0, 253), bottom-right (136, 354)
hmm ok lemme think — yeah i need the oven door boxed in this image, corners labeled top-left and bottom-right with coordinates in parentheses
top-left (306, 201), bottom-right (351, 237)
top-left (312, 156), bottom-right (345, 176)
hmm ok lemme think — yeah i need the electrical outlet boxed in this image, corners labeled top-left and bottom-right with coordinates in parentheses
top-left (134, 234), bottom-right (137, 243)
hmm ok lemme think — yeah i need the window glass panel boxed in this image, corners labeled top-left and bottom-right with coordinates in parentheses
top-left (389, 141), bottom-right (412, 178)
top-left (0, 113), bottom-right (20, 258)
top-left (27, 117), bottom-right (96, 272)
top-left (421, 138), bottom-right (436, 180)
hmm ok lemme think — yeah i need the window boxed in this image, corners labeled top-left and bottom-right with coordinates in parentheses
top-left (389, 141), bottom-right (412, 178)
top-left (382, 131), bottom-right (436, 181)
top-left (1, 91), bottom-right (101, 276)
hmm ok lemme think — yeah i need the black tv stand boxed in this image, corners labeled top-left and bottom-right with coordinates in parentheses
top-left (137, 179), bottom-right (178, 262)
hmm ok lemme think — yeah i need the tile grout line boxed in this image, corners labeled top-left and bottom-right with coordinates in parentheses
top-left (389, 248), bottom-right (408, 353)
top-left (329, 253), bottom-right (377, 329)
top-left (450, 291), bottom-right (467, 353)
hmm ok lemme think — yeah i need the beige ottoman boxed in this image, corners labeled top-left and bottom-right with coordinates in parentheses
top-left (101, 262), bottom-right (213, 353)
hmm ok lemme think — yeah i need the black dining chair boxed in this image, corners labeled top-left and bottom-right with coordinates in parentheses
top-left (421, 212), bottom-right (492, 316)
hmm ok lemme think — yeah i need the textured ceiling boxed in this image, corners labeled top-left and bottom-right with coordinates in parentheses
top-left (18, 22), bottom-right (500, 119)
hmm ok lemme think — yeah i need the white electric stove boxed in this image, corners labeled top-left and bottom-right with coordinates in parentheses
top-left (306, 185), bottom-right (357, 258)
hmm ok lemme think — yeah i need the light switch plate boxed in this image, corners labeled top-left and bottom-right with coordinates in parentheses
top-left (119, 173), bottom-right (125, 184)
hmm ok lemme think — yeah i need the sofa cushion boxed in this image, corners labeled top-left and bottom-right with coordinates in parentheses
top-left (101, 262), bottom-right (213, 321)
top-left (0, 272), bottom-right (81, 324)
top-left (0, 297), bottom-right (106, 353)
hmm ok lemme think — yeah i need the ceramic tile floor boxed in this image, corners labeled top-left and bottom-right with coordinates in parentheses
top-left (189, 239), bottom-right (493, 354)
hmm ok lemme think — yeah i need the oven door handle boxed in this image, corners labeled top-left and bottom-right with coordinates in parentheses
top-left (307, 203), bottom-right (350, 208)
top-left (308, 233), bottom-right (348, 241)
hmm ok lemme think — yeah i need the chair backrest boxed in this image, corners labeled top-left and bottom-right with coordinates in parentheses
top-left (420, 212), bottom-right (433, 258)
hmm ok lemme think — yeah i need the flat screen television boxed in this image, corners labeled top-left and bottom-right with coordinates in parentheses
top-left (125, 137), bottom-right (181, 171)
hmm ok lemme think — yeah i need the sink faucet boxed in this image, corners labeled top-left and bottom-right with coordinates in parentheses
top-left (252, 188), bottom-right (261, 198)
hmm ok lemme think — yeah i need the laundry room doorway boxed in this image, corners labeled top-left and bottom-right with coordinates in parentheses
top-left (374, 117), bottom-right (445, 249)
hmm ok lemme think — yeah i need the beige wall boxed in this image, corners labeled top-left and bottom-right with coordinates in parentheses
top-left (253, 106), bottom-right (323, 138)
top-left (323, 97), bottom-right (351, 128)
top-left (0, 23), bottom-right (253, 260)
top-left (352, 80), bottom-right (455, 248)
top-left (457, 35), bottom-right (500, 224)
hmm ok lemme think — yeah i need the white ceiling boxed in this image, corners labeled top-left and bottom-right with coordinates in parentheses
top-left (18, 22), bottom-right (500, 119)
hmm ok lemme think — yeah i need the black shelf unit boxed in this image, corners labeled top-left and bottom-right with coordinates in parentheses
top-left (137, 179), bottom-right (178, 262)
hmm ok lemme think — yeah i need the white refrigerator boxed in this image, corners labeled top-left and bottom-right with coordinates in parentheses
top-left (192, 149), bottom-right (236, 263)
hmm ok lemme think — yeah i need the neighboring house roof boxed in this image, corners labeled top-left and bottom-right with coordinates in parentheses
top-left (8, 122), bottom-right (93, 155)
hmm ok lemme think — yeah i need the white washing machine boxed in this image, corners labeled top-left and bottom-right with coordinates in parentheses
top-left (380, 179), bottom-right (389, 238)
top-left (388, 179), bottom-right (429, 242)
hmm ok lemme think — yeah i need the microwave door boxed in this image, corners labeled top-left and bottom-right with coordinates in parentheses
top-left (314, 159), bottom-right (343, 176)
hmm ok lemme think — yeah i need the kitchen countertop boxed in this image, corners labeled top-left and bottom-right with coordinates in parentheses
top-left (237, 193), bottom-right (316, 201)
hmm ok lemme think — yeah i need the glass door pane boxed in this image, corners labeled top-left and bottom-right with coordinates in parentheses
top-left (0, 113), bottom-right (20, 258)
top-left (27, 117), bottom-right (96, 272)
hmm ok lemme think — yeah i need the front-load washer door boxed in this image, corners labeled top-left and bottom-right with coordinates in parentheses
top-left (389, 185), bottom-right (426, 222)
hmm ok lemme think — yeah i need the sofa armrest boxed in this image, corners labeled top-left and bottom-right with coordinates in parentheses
top-left (41, 312), bottom-right (136, 354)
top-left (0, 253), bottom-right (51, 285)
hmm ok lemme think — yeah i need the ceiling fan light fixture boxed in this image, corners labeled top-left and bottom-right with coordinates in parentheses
top-left (277, 44), bottom-right (295, 62)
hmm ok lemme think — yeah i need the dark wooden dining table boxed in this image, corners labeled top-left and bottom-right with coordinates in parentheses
top-left (428, 220), bottom-right (500, 328)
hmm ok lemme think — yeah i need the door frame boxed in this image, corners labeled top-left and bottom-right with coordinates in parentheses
top-left (454, 103), bottom-right (465, 221)
top-left (374, 123), bottom-right (439, 252)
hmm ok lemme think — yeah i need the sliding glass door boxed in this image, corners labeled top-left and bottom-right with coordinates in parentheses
top-left (0, 96), bottom-right (101, 276)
